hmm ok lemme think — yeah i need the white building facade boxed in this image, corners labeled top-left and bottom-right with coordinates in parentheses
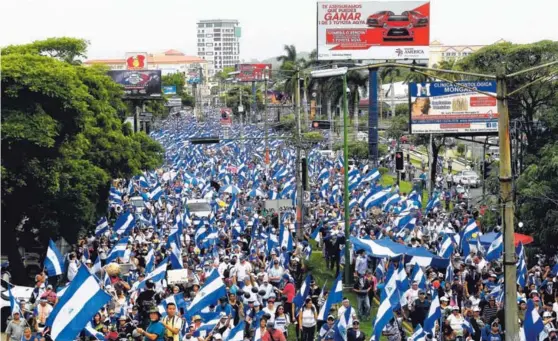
top-left (196, 19), bottom-right (241, 76)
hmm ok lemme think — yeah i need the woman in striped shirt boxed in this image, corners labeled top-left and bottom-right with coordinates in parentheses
top-left (273, 305), bottom-right (290, 338)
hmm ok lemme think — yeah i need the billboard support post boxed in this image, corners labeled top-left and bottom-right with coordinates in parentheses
top-left (252, 81), bottom-right (257, 124)
top-left (368, 68), bottom-right (379, 167)
top-left (497, 73), bottom-right (519, 341)
top-left (342, 72), bottom-right (351, 286)
top-left (295, 69), bottom-right (304, 241)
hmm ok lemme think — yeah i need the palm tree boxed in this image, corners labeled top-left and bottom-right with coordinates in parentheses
top-left (276, 45), bottom-right (306, 99)
top-left (380, 67), bottom-right (401, 118)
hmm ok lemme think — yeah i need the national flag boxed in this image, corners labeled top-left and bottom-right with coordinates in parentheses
top-left (524, 299), bottom-right (544, 341)
top-left (410, 263), bottom-right (427, 290)
top-left (44, 240), bottom-right (65, 277)
top-left (186, 270), bottom-right (227, 319)
top-left (224, 321), bottom-right (245, 341)
top-left (517, 242), bottom-right (527, 288)
top-left (145, 247), bottom-right (155, 274)
top-left (423, 290), bottom-right (441, 336)
top-left (293, 275), bottom-right (312, 313)
top-left (462, 319), bottom-right (475, 336)
top-left (445, 260), bottom-right (454, 285)
top-left (364, 189), bottom-right (390, 210)
top-left (169, 241), bottom-right (184, 269)
top-left (95, 217), bottom-right (109, 236)
top-left (485, 233), bottom-right (503, 261)
top-left (114, 212), bottom-right (135, 235)
top-left (438, 234), bottom-right (455, 258)
top-left (105, 237), bottom-right (129, 263)
top-left (318, 274), bottom-right (343, 321)
top-left (90, 256), bottom-right (101, 275)
top-left (410, 324), bottom-right (426, 341)
top-left (132, 258), bottom-right (168, 291)
top-left (372, 264), bottom-right (399, 341)
top-left (362, 168), bottom-right (380, 183)
top-left (84, 321), bottom-right (106, 340)
top-left (45, 266), bottom-right (111, 341)
top-left (8, 286), bottom-right (21, 316)
top-left (333, 305), bottom-right (353, 341)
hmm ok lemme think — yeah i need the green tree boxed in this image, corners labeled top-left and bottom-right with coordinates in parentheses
top-left (302, 131), bottom-right (324, 143)
top-left (1, 38), bottom-right (164, 282)
top-left (333, 140), bottom-right (369, 161)
top-left (386, 115), bottom-right (409, 142)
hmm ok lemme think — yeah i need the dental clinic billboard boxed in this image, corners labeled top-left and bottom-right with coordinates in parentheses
top-left (408, 81), bottom-right (499, 134)
top-left (317, 1), bottom-right (430, 60)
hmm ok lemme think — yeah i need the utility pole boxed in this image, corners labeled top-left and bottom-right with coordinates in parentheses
top-left (295, 68), bottom-right (304, 240)
top-left (342, 73), bottom-right (351, 286)
top-left (264, 67), bottom-right (270, 165)
top-left (497, 73), bottom-right (519, 341)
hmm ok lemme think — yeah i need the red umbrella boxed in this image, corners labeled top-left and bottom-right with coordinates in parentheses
top-left (514, 233), bottom-right (534, 246)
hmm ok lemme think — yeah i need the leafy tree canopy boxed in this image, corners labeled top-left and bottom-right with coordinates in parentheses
top-left (1, 38), bottom-right (163, 281)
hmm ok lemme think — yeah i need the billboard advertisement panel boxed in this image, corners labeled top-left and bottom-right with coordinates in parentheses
top-left (408, 81), bottom-right (499, 134)
top-left (317, 1), bottom-right (430, 60)
top-left (107, 70), bottom-right (162, 99)
top-left (162, 85), bottom-right (177, 95)
top-left (125, 52), bottom-right (148, 70)
top-left (235, 64), bottom-right (272, 82)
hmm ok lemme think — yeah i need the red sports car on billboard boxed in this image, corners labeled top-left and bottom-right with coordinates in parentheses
top-left (381, 14), bottom-right (415, 41)
top-left (401, 10), bottom-right (429, 27)
top-left (366, 11), bottom-right (394, 27)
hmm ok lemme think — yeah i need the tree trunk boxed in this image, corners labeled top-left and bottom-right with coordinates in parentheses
top-left (390, 75), bottom-right (395, 118)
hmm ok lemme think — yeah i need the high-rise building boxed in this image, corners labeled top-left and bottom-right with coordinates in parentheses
top-left (196, 19), bottom-right (241, 77)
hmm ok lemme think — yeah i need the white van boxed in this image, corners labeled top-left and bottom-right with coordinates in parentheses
top-left (187, 199), bottom-right (212, 219)
top-left (318, 150), bottom-right (335, 159)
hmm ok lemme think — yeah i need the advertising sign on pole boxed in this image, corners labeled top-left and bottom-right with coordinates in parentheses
top-left (107, 70), bottom-right (162, 99)
top-left (125, 52), bottom-right (148, 70)
top-left (162, 85), bottom-right (177, 95)
top-left (234, 64), bottom-right (272, 82)
top-left (316, 1), bottom-right (430, 60)
top-left (408, 81), bottom-right (499, 134)
top-left (165, 97), bottom-right (182, 107)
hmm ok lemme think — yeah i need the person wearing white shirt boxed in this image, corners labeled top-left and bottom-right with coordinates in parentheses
top-left (337, 299), bottom-right (357, 320)
top-left (405, 282), bottom-right (420, 307)
top-left (67, 253), bottom-right (79, 282)
top-left (446, 307), bottom-right (464, 337)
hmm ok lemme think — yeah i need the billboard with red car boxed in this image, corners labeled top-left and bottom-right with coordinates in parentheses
top-left (235, 64), bottom-right (272, 82)
top-left (317, 1), bottom-right (430, 60)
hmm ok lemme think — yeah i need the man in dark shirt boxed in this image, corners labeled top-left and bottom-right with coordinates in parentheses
top-left (352, 274), bottom-right (371, 320)
top-left (347, 320), bottom-right (366, 341)
top-left (411, 290), bottom-right (430, 328)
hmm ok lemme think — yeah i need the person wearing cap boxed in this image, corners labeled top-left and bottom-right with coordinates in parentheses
top-left (215, 296), bottom-right (233, 318)
top-left (446, 306), bottom-right (464, 338)
top-left (262, 321), bottom-right (286, 341)
top-left (263, 297), bottom-right (277, 322)
top-left (136, 307), bottom-right (165, 341)
top-left (162, 302), bottom-right (183, 341)
top-left (117, 315), bottom-right (134, 339)
top-left (470, 307), bottom-right (484, 341)
top-left (269, 259), bottom-right (284, 286)
top-left (347, 319), bottom-right (365, 341)
top-left (410, 289), bottom-right (430, 328)
top-left (39, 284), bottom-right (58, 306)
top-left (318, 315), bottom-right (335, 341)
top-left (214, 311), bottom-right (234, 335)
top-left (5, 310), bottom-right (28, 341)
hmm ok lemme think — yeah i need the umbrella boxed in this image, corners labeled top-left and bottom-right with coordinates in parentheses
top-left (479, 232), bottom-right (534, 247)
top-left (221, 185), bottom-right (241, 195)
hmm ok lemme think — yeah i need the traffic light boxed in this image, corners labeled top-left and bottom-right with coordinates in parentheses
top-left (311, 120), bottom-right (331, 130)
top-left (302, 157), bottom-right (308, 191)
top-left (395, 151), bottom-right (404, 171)
top-left (190, 137), bottom-right (220, 144)
top-left (483, 160), bottom-right (492, 179)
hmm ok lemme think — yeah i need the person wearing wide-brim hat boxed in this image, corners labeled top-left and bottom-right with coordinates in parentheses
top-left (136, 307), bottom-right (165, 341)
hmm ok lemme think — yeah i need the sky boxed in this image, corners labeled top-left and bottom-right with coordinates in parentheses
top-left (1, 0), bottom-right (557, 61)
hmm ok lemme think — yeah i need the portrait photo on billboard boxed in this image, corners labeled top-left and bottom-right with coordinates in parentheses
top-left (107, 70), bottom-right (162, 99)
top-left (317, 1), bottom-right (430, 60)
top-left (408, 81), bottom-right (499, 134)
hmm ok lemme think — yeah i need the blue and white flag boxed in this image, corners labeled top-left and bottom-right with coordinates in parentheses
top-left (462, 319), bottom-right (475, 336)
top-left (438, 234), bottom-right (455, 259)
top-left (425, 195), bottom-right (440, 213)
top-left (95, 217), bottom-right (109, 236)
top-left (372, 265), bottom-right (399, 341)
top-left (105, 237), bottom-right (129, 263)
top-left (293, 275), bottom-right (312, 312)
top-left (362, 168), bottom-right (380, 183)
top-left (364, 189), bottom-right (390, 210)
top-left (318, 274), bottom-right (343, 321)
top-left (132, 258), bottom-right (168, 291)
top-left (145, 247), bottom-right (155, 274)
top-left (45, 266), bottom-right (111, 341)
top-left (333, 305), bottom-right (353, 341)
top-left (224, 321), bottom-right (245, 341)
top-left (44, 239), bottom-right (65, 277)
top-left (485, 232), bottom-right (503, 261)
top-left (8, 286), bottom-right (21, 316)
top-left (169, 242), bottom-right (184, 270)
top-left (186, 269), bottom-right (227, 319)
top-left (423, 290), bottom-right (441, 336)
top-left (91, 256), bottom-right (101, 275)
top-left (524, 299), bottom-right (544, 341)
top-left (410, 324), bottom-right (426, 341)
top-left (383, 193), bottom-right (401, 212)
top-left (445, 260), bottom-right (454, 285)
top-left (517, 242), bottom-right (527, 288)
top-left (114, 212), bottom-right (135, 235)
top-left (149, 185), bottom-right (164, 201)
top-left (84, 321), bottom-right (106, 341)
top-left (410, 263), bottom-right (427, 290)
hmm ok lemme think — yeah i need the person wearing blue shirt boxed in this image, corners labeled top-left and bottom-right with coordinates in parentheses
top-left (215, 296), bottom-right (233, 317)
top-left (136, 307), bottom-right (165, 341)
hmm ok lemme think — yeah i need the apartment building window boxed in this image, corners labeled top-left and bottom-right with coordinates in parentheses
top-left (206, 43), bottom-right (213, 47)
top-left (206, 34), bottom-right (213, 38)
top-left (206, 52), bottom-right (213, 55)
top-left (214, 29), bottom-right (221, 32)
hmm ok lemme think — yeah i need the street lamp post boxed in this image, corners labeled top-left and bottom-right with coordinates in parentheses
top-left (264, 66), bottom-right (270, 165)
top-left (310, 67), bottom-right (351, 285)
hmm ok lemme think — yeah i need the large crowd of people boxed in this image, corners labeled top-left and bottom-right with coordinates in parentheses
top-left (2, 116), bottom-right (556, 341)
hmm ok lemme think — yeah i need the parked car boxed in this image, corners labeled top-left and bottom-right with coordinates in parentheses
top-left (366, 10), bottom-right (394, 27)
top-left (452, 170), bottom-right (481, 188)
top-left (1, 279), bottom-right (34, 331)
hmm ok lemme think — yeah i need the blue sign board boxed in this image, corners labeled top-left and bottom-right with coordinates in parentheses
top-left (162, 85), bottom-right (177, 95)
